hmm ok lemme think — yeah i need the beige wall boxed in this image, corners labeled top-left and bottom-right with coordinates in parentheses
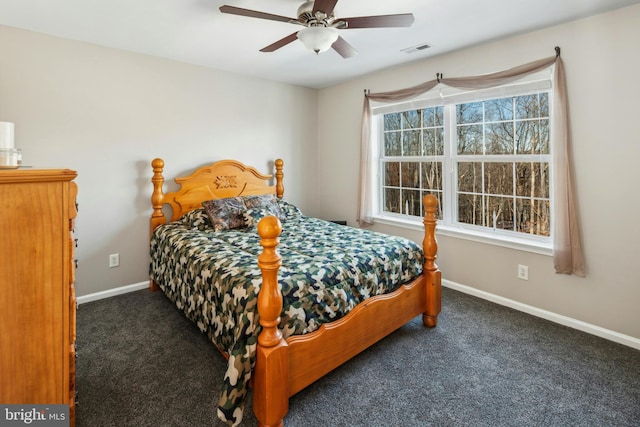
top-left (317, 4), bottom-right (640, 341)
top-left (0, 25), bottom-right (319, 297)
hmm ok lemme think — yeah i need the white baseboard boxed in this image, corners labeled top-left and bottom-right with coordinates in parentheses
top-left (443, 279), bottom-right (640, 351)
top-left (77, 281), bottom-right (149, 305)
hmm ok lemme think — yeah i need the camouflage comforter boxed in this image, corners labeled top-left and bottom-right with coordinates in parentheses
top-left (149, 200), bottom-right (423, 425)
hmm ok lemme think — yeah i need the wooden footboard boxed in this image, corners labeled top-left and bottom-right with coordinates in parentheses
top-left (253, 194), bottom-right (441, 427)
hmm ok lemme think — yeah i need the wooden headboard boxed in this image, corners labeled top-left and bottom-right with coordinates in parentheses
top-left (150, 158), bottom-right (284, 234)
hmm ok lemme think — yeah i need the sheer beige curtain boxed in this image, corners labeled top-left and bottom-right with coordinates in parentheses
top-left (358, 49), bottom-right (585, 276)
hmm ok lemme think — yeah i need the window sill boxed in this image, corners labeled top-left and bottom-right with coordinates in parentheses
top-left (373, 215), bottom-right (553, 256)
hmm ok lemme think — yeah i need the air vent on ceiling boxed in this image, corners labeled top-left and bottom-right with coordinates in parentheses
top-left (402, 43), bottom-right (432, 54)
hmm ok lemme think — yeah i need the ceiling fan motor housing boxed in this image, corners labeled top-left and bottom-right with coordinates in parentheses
top-left (297, 1), bottom-right (335, 26)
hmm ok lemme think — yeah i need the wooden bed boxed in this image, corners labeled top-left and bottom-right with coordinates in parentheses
top-left (149, 157), bottom-right (441, 427)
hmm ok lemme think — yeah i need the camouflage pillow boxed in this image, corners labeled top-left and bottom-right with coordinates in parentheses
top-left (241, 194), bottom-right (285, 221)
top-left (202, 197), bottom-right (247, 232)
top-left (179, 208), bottom-right (212, 231)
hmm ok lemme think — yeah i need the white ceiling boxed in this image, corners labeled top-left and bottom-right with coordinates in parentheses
top-left (1, 0), bottom-right (638, 88)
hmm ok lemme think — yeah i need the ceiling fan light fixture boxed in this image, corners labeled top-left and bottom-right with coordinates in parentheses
top-left (297, 26), bottom-right (339, 54)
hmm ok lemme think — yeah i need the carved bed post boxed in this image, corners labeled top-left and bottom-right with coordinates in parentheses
top-left (254, 216), bottom-right (289, 427)
top-left (274, 159), bottom-right (284, 199)
top-left (150, 158), bottom-right (167, 291)
top-left (150, 158), bottom-right (166, 233)
top-left (422, 194), bottom-right (442, 327)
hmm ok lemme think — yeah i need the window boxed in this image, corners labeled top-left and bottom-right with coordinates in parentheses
top-left (376, 85), bottom-right (552, 248)
top-left (381, 107), bottom-right (444, 217)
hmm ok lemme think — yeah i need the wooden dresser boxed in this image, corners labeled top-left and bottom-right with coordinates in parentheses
top-left (0, 168), bottom-right (78, 425)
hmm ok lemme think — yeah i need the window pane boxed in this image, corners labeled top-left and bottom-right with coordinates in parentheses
top-left (402, 130), bottom-right (421, 156)
top-left (515, 119), bottom-right (550, 155)
top-left (401, 162), bottom-right (420, 188)
top-left (515, 94), bottom-right (539, 119)
top-left (423, 128), bottom-right (444, 156)
top-left (515, 120), bottom-right (535, 153)
top-left (516, 162), bottom-right (549, 198)
top-left (384, 132), bottom-right (401, 156)
top-left (458, 162), bottom-right (482, 193)
top-left (485, 98), bottom-right (513, 122)
top-left (384, 113), bottom-right (401, 131)
top-left (540, 93), bottom-right (549, 117)
top-left (384, 162), bottom-right (400, 187)
top-left (402, 189), bottom-right (422, 216)
top-left (484, 162), bottom-right (513, 196)
top-left (421, 162), bottom-right (442, 191)
top-left (423, 106), bottom-right (444, 127)
top-left (516, 198), bottom-right (550, 236)
top-left (457, 124), bottom-right (483, 155)
top-left (485, 122), bottom-right (514, 154)
top-left (458, 193), bottom-right (483, 226)
top-left (384, 188), bottom-right (401, 213)
top-left (539, 119), bottom-right (550, 154)
top-left (515, 93), bottom-right (550, 119)
top-left (403, 110), bottom-right (421, 129)
top-left (457, 102), bottom-right (483, 124)
top-left (486, 195), bottom-right (514, 231)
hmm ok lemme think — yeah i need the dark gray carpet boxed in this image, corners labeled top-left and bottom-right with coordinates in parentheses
top-left (76, 287), bottom-right (640, 426)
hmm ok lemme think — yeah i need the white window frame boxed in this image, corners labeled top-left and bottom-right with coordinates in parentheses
top-left (371, 77), bottom-right (554, 256)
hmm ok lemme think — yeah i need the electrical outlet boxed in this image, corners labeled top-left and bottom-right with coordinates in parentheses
top-left (109, 253), bottom-right (120, 268)
top-left (517, 264), bottom-right (528, 280)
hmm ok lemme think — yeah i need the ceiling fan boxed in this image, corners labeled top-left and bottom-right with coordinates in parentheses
top-left (219, 0), bottom-right (415, 58)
